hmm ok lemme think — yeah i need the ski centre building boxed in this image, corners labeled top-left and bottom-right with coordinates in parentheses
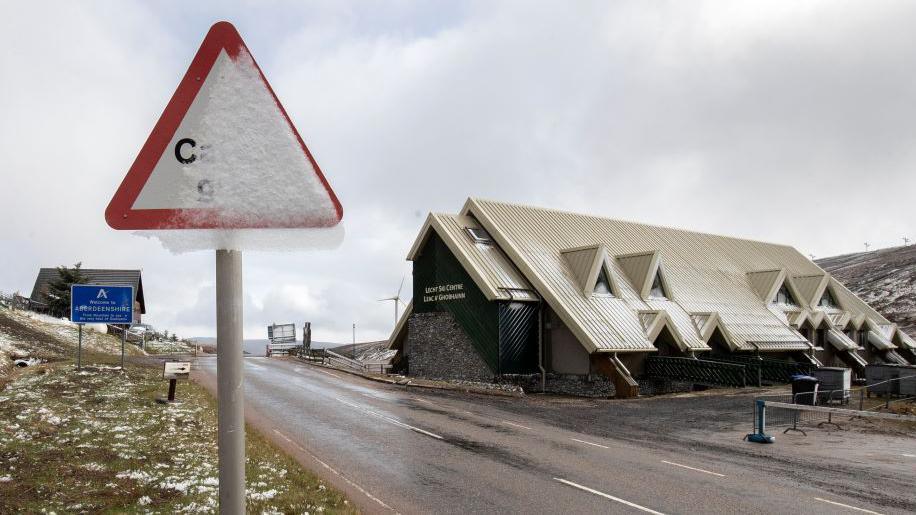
top-left (387, 198), bottom-right (916, 397)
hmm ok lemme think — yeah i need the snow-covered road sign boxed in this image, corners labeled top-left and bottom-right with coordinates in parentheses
top-left (105, 21), bottom-right (342, 230)
top-left (71, 284), bottom-right (134, 324)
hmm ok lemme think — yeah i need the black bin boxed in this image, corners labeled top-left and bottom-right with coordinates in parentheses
top-left (791, 375), bottom-right (820, 405)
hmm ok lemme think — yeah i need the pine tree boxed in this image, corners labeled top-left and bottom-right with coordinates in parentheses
top-left (44, 263), bottom-right (88, 318)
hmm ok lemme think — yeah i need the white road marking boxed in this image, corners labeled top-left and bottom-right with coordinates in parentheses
top-left (902, 453), bottom-right (915, 458)
top-left (661, 460), bottom-right (725, 477)
top-left (554, 478), bottom-right (665, 515)
top-left (272, 429), bottom-right (397, 513)
top-left (814, 497), bottom-right (883, 514)
top-left (570, 437), bottom-right (609, 449)
top-left (502, 420), bottom-right (533, 430)
top-left (335, 397), bottom-right (443, 440)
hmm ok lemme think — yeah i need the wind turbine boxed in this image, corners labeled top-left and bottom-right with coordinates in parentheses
top-left (378, 276), bottom-right (407, 326)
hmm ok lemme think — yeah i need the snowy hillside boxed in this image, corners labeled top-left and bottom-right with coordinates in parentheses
top-left (817, 245), bottom-right (916, 337)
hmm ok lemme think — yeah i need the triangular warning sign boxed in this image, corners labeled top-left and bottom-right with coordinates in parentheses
top-left (106, 21), bottom-right (343, 230)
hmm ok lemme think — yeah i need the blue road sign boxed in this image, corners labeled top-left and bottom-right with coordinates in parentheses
top-left (71, 284), bottom-right (134, 324)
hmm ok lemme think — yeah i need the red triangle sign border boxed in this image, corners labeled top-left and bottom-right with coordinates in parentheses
top-left (105, 21), bottom-right (343, 230)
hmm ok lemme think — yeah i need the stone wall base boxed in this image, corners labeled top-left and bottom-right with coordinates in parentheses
top-left (503, 374), bottom-right (696, 397)
top-left (405, 312), bottom-right (493, 382)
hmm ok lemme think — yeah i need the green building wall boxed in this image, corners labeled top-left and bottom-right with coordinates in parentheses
top-left (413, 232), bottom-right (539, 374)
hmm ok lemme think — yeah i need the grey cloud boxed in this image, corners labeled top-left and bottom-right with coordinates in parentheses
top-left (3, 1), bottom-right (915, 340)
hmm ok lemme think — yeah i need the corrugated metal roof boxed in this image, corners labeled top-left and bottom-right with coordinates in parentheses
top-left (752, 340), bottom-right (812, 351)
top-left (645, 301), bottom-right (708, 350)
top-left (884, 350), bottom-right (910, 365)
top-left (867, 329), bottom-right (896, 350)
top-left (746, 269), bottom-right (784, 301)
top-left (387, 301), bottom-right (412, 351)
top-left (829, 278), bottom-right (886, 323)
top-left (561, 245), bottom-right (600, 294)
top-left (639, 311), bottom-right (658, 331)
top-left (827, 311), bottom-right (851, 327)
top-left (895, 330), bottom-right (916, 350)
top-left (792, 274), bottom-right (828, 307)
top-left (407, 213), bottom-right (537, 302)
top-left (461, 198), bottom-right (858, 353)
top-left (787, 310), bottom-right (809, 327)
top-left (616, 251), bottom-right (657, 299)
top-left (827, 328), bottom-right (858, 351)
top-left (847, 350), bottom-right (868, 368)
top-left (30, 268), bottom-right (145, 313)
top-left (690, 313), bottom-right (710, 332)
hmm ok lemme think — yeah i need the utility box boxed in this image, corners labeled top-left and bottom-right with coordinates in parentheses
top-left (865, 364), bottom-right (902, 395)
top-left (898, 366), bottom-right (916, 396)
top-left (810, 367), bottom-right (851, 403)
top-left (791, 375), bottom-right (820, 405)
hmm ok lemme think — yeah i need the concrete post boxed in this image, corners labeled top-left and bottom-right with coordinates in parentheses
top-left (216, 249), bottom-right (245, 514)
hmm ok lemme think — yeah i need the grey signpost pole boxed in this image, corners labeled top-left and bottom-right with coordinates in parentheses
top-left (216, 249), bottom-right (245, 514)
top-left (77, 324), bottom-right (82, 371)
top-left (120, 327), bottom-right (126, 369)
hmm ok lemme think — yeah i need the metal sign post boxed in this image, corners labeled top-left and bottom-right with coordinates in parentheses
top-left (104, 23), bottom-right (344, 515)
top-left (216, 249), bottom-right (245, 514)
top-left (121, 328), bottom-right (126, 369)
top-left (77, 324), bottom-right (83, 371)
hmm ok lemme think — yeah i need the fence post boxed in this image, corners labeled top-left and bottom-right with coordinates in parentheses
top-left (744, 399), bottom-right (774, 443)
top-left (859, 388), bottom-right (864, 411)
top-left (756, 400), bottom-right (766, 434)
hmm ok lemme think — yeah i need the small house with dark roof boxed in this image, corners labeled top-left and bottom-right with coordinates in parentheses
top-left (30, 268), bottom-right (146, 323)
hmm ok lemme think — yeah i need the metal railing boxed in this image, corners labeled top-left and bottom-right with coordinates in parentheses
top-left (750, 375), bottom-right (916, 438)
top-left (298, 348), bottom-right (391, 375)
top-left (646, 356), bottom-right (747, 387)
top-left (700, 355), bottom-right (813, 385)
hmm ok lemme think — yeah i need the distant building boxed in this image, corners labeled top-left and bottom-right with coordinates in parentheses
top-left (30, 268), bottom-right (146, 323)
top-left (389, 198), bottom-right (915, 396)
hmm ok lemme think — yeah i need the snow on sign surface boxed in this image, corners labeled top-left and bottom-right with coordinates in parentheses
top-left (106, 21), bottom-right (342, 231)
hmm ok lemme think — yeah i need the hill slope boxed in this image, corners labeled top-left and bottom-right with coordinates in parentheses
top-left (817, 245), bottom-right (916, 336)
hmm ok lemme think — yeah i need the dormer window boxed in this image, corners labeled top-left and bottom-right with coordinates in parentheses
top-left (594, 266), bottom-right (613, 296)
top-left (466, 227), bottom-right (493, 244)
top-left (818, 288), bottom-right (838, 308)
top-left (649, 271), bottom-right (668, 299)
top-left (774, 283), bottom-right (797, 306)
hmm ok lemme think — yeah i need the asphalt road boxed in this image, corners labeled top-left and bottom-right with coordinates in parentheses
top-left (195, 357), bottom-right (911, 514)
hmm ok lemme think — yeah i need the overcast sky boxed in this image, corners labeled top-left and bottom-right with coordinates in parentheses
top-left (3, 1), bottom-right (915, 341)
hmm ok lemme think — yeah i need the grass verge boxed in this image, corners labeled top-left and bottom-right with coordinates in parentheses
top-left (0, 358), bottom-right (357, 514)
